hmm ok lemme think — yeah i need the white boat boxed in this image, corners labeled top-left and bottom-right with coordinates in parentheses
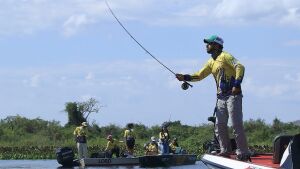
top-left (79, 157), bottom-right (139, 167)
top-left (202, 154), bottom-right (278, 169)
top-left (201, 134), bottom-right (300, 169)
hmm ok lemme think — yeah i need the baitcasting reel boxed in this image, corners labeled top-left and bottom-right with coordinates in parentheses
top-left (181, 81), bottom-right (193, 90)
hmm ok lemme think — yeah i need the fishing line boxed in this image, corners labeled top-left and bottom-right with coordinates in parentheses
top-left (105, 0), bottom-right (193, 90)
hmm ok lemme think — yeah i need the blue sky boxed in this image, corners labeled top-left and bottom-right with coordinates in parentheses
top-left (0, 0), bottom-right (300, 127)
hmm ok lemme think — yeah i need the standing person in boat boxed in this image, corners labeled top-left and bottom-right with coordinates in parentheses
top-left (105, 134), bottom-right (120, 158)
top-left (159, 124), bottom-right (170, 154)
top-left (144, 136), bottom-right (159, 155)
top-left (73, 122), bottom-right (88, 159)
top-left (123, 123), bottom-right (135, 157)
top-left (176, 35), bottom-right (250, 161)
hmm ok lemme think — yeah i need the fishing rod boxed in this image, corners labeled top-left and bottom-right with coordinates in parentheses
top-left (105, 0), bottom-right (193, 90)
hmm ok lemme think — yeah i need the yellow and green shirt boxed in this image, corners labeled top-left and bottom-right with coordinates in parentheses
top-left (169, 142), bottom-right (179, 152)
top-left (159, 132), bottom-right (169, 141)
top-left (124, 129), bottom-right (135, 139)
top-left (105, 139), bottom-right (119, 151)
top-left (191, 51), bottom-right (245, 95)
top-left (73, 126), bottom-right (87, 143)
top-left (146, 142), bottom-right (158, 153)
top-left (73, 126), bottom-right (87, 137)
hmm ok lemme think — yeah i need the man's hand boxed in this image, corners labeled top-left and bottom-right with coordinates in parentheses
top-left (175, 74), bottom-right (184, 81)
top-left (232, 87), bottom-right (241, 95)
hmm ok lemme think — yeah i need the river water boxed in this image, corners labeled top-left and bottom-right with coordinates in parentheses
top-left (0, 160), bottom-right (209, 169)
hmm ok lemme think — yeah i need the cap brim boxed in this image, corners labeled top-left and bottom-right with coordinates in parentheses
top-left (204, 39), bottom-right (212, 43)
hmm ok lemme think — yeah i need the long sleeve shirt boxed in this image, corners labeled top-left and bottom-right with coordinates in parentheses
top-left (191, 51), bottom-right (245, 96)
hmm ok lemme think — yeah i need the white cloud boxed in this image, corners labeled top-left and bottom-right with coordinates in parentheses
top-left (1, 0), bottom-right (300, 36)
top-left (0, 0), bottom-right (106, 36)
top-left (243, 58), bottom-right (300, 99)
top-left (284, 40), bottom-right (300, 46)
top-left (280, 7), bottom-right (300, 26)
top-left (22, 74), bottom-right (41, 87)
top-left (63, 14), bottom-right (93, 37)
top-left (85, 72), bottom-right (95, 80)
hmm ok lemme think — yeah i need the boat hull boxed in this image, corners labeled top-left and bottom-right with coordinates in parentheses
top-left (80, 157), bottom-right (139, 167)
top-left (201, 154), bottom-right (279, 169)
top-left (139, 154), bottom-right (197, 167)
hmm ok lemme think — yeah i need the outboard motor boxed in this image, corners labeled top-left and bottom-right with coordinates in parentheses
top-left (56, 147), bottom-right (75, 167)
top-left (291, 134), bottom-right (300, 169)
top-left (279, 134), bottom-right (300, 169)
top-left (272, 134), bottom-right (293, 164)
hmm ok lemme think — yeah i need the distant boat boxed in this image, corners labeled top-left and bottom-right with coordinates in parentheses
top-left (201, 134), bottom-right (300, 169)
top-left (56, 147), bottom-right (196, 167)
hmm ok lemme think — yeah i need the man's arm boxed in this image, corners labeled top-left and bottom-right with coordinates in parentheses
top-left (73, 127), bottom-right (78, 136)
top-left (176, 61), bottom-right (212, 82)
top-left (225, 54), bottom-right (245, 94)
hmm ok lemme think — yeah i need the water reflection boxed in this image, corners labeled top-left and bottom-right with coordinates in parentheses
top-left (0, 160), bottom-right (208, 169)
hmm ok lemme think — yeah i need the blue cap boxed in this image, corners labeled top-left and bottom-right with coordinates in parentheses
top-left (204, 35), bottom-right (224, 46)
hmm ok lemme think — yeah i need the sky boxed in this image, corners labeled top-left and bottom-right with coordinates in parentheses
top-left (0, 0), bottom-right (300, 127)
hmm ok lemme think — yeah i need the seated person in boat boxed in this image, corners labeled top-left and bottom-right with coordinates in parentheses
top-left (123, 123), bottom-right (135, 157)
top-left (169, 137), bottom-right (181, 154)
top-left (105, 135), bottom-right (120, 158)
top-left (144, 136), bottom-right (159, 155)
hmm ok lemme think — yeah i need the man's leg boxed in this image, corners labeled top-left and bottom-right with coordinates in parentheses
top-left (77, 143), bottom-right (83, 159)
top-left (112, 148), bottom-right (120, 157)
top-left (215, 98), bottom-right (231, 154)
top-left (82, 143), bottom-right (88, 158)
top-left (227, 94), bottom-right (249, 155)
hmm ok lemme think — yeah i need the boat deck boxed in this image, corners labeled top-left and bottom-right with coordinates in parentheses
top-left (250, 154), bottom-right (279, 168)
top-left (202, 154), bottom-right (280, 169)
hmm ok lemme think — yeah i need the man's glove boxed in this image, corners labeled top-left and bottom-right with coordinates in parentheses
top-left (175, 74), bottom-right (192, 81)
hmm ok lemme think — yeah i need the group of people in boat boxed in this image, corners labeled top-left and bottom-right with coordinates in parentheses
top-left (143, 123), bottom-right (184, 156)
top-left (73, 122), bottom-right (182, 159)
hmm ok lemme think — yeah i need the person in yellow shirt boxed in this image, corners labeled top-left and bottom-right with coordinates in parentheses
top-left (159, 125), bottom-right (170, 154)
top-left (176, 35), bottom-right (250, 161)
top-left (169, 138), bottom-right (180, 154)
top-left (123, 123), bottom-right (135, 157)
top-left (105, 135), bottom-right (120, 158)
top-left (73, 122), bottom-right (88, 159)
top-left (144, 136), bottom-right (158, 155)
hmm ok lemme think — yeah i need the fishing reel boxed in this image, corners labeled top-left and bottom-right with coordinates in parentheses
top-left (181, 81), bottom-right (193, 90)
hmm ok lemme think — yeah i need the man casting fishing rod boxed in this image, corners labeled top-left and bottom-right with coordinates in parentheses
top-left (176, 35), bottom-right (250, 161)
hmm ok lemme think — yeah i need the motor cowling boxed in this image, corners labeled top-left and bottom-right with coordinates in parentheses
top-left (56, 147), bottom-right (75, 167)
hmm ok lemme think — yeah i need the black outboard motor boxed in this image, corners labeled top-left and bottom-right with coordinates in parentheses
top-left (272, 134), bottom-right (293, 164)
top-left (291, 134), bottom-right (300, 169)
top-left (56, 147), bottom-right (75, 167)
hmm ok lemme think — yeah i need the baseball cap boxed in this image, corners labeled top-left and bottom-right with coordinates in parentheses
top-left (107, 134), bottom-right (113, 140)
top-left (204, 35), bottom-right (224, 46)
top-left (81, 122), bottom-right (87, 127)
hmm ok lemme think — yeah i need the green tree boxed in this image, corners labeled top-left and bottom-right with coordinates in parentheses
top-left (65, 102), bottom-right (84, 126)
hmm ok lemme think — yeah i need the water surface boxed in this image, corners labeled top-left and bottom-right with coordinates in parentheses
top-left (0, 160), bottom-right (209, 169)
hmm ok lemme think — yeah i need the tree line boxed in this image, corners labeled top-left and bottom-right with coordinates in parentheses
top-left (0, 98), bottom-right (299, 159)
